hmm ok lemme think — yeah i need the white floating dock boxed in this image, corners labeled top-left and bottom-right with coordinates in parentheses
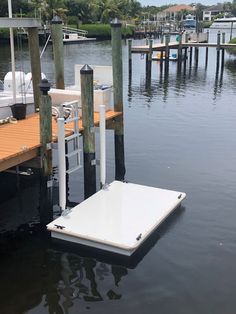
top-left (47, 181), bottom-right (186, 256)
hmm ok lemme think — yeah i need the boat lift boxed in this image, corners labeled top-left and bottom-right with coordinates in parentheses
top-left (47, 103), bottom-right (186, 256)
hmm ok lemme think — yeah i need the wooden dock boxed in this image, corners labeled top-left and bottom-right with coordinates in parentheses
top-left (131, 41), bottom-right (236, 54)
top-left (0, 111), bottom-right (121, 172)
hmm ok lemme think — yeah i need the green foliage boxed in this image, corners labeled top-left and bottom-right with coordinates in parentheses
top-left (79, 23), bottom-right (134, 38)
top-left (80, 24), bottom-right (111, 37)
top-left (201, 21), bottom-right (212, 28)
top-left (0, 28), bottom-right (10, 40)
top-left (227, 37), bottom-right (236, 55)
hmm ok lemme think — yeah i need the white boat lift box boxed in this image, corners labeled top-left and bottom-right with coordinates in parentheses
top-left (47, 181), bottom-right (186, 256)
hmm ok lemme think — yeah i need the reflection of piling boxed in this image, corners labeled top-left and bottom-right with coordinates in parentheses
top-left (28, 27), bottom-right (41, 111)
top-left (111, 19), bottom-right (125, 181)
top-left (39, 79), bottom-right (53, 223)
top-left (128, 39), bottom-right (132, 76)
top-left (80, 65), bottom-right (96, 199)
top-left (216, 31), bottom-right (221, 70)
top-left (51, 15), bottom-right (65, 89)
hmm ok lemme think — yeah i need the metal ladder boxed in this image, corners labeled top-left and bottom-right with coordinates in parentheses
top-left (56, 100), bottom-right (82, 212)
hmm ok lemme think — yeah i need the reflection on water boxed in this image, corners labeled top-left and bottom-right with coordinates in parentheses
top-left (1, 30), bottom-right (236, 313)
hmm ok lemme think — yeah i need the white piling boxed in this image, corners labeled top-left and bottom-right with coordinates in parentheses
top-left (57, 117), bottom-right (66, 211)
top-left (99, 105), bottom-right (106, 187)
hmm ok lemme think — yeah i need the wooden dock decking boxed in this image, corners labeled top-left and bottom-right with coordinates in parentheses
top-left (0, 111), bottom-right (121, 172)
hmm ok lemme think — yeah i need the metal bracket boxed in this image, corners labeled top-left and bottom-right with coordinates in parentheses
top-left (46, 142), bottom-right (52, 150)
top-left (51, 143), bottom-right (58, 149)
top-left (47, 180), bottom-right (53, 188)
top-left (91, 159), bottom-right (97, 166)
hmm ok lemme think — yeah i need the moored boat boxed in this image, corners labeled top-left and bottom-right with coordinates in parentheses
top-left (210, 17), bottom-right (236, 29)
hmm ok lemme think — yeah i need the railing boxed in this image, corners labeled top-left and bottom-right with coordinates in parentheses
top-left (62, 26), bottom-right (88, 37)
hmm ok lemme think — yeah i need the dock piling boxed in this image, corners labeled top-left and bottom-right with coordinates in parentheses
top-left (39, 79), bottom-right (52, 178)
top-left (80, 64), bottom-right (96, 199)
top-left (128, 39), bottom-right (132, 76)
top-left (221, 32), bottom-right (225, 69)
top-left (28, 27), bottom-right (41, 111)
top-left (146, 39), bottom-right (153, 78)
top-left (39, 78), bottom-right (53, 223)
top-left (216, 31), bottom-right (221, 69)
top-left (111, 18), bottom-right (126, 181)
top-left (165, 34), bottom-right (170, 71)
top-left (189, 46), bottom-right (193, 67)
top-left (51, 15), bottom-right (65, 89)
top-left (178, 33), bottom-right (182, 62)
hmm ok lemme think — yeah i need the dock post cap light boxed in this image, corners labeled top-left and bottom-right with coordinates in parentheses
top-left (39, 79), bottom-right (51, 95)
top-left (80, 64), bottom-right (93, 75)
top-left (110, 18), bottom-right (122, 27)
top-left (51, 15), bottom-right (62, 24)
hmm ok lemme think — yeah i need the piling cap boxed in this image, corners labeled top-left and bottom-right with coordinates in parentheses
top-left (39, 79), bottom-right (51, 95)
top-left (51, 15), bottom-right (62, 24)
top-left (80, 64), bottom-right (93, 75)
top-left (110, 18), bottom-right (122, 27)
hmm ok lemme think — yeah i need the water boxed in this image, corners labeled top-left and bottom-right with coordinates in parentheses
top-left (1, 30), bottom-right (236, 313)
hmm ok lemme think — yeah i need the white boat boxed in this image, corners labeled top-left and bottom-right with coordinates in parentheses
top-left (210, 17), bottom-right (236, 29)
top-left (0, 71), bottom-right (45, 120)
top-left (63, 33), bottom-right (96, 44)
top-left (62, 26), bottom-right (96, 44)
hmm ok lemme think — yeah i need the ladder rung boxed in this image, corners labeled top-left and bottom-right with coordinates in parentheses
top-left (66, 149), bottom-right (81, 158)
top-left (66, 165), bottom-right (82, 174)
top-left (65, 133), bottom-right (80, 141)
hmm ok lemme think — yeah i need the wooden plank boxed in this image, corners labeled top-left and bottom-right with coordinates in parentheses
top-left (0, 148), bottom-right (39, 172)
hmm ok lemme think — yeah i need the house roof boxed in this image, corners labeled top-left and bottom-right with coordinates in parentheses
top-left (163, 5), bottom-right (195, 13)
top-left (205, 4), bottom-right (224, 12)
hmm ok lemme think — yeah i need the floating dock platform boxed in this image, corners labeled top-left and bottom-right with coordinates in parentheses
top-left (47, 181), bottom-right (186, 256)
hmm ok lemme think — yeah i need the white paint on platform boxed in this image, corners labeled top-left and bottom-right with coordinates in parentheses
top-left (47, 181), bottom-right (186, 256)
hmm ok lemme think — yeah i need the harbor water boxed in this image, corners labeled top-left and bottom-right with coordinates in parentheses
top-left (1, 29), bottom-right (236, 313)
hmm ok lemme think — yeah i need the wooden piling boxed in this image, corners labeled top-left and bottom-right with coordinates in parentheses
top-left (178, 33), bottom-right (182, 62)
top-left (80, 64), bottom-right (96, 199)
top-left (205, 47), bottom-right (209, 68)
top-left (165, 34), bottom-right (169, 60)
top-left (189, 46), bottom-right (193, 67)
top-left (39, 79), bottom-right (52, 178)
top-left (216, 31), bottom-right (221, 69)
top-left (28, 27), bottom-right (41, 111)
top-left (160, 33), bottom-right (164, 60)
top-left (221, 32), bottom-right (225, 68)
top-left (230, 21), bottom-right (233, 40)
top-left (185, 32), bottom-right (188, 43)
top-left (194, 47), bottom-right (199, 67)
top-left (111, 18), bottom-right (125, 181)
top-left (165, 34), bottom-right (170, 71)
top-left (146, 39), bottom-right (153, 76)
top-left (128, 39), bottom-right (132, 75)
top-left (51, 15), bottom-right (65, 89)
